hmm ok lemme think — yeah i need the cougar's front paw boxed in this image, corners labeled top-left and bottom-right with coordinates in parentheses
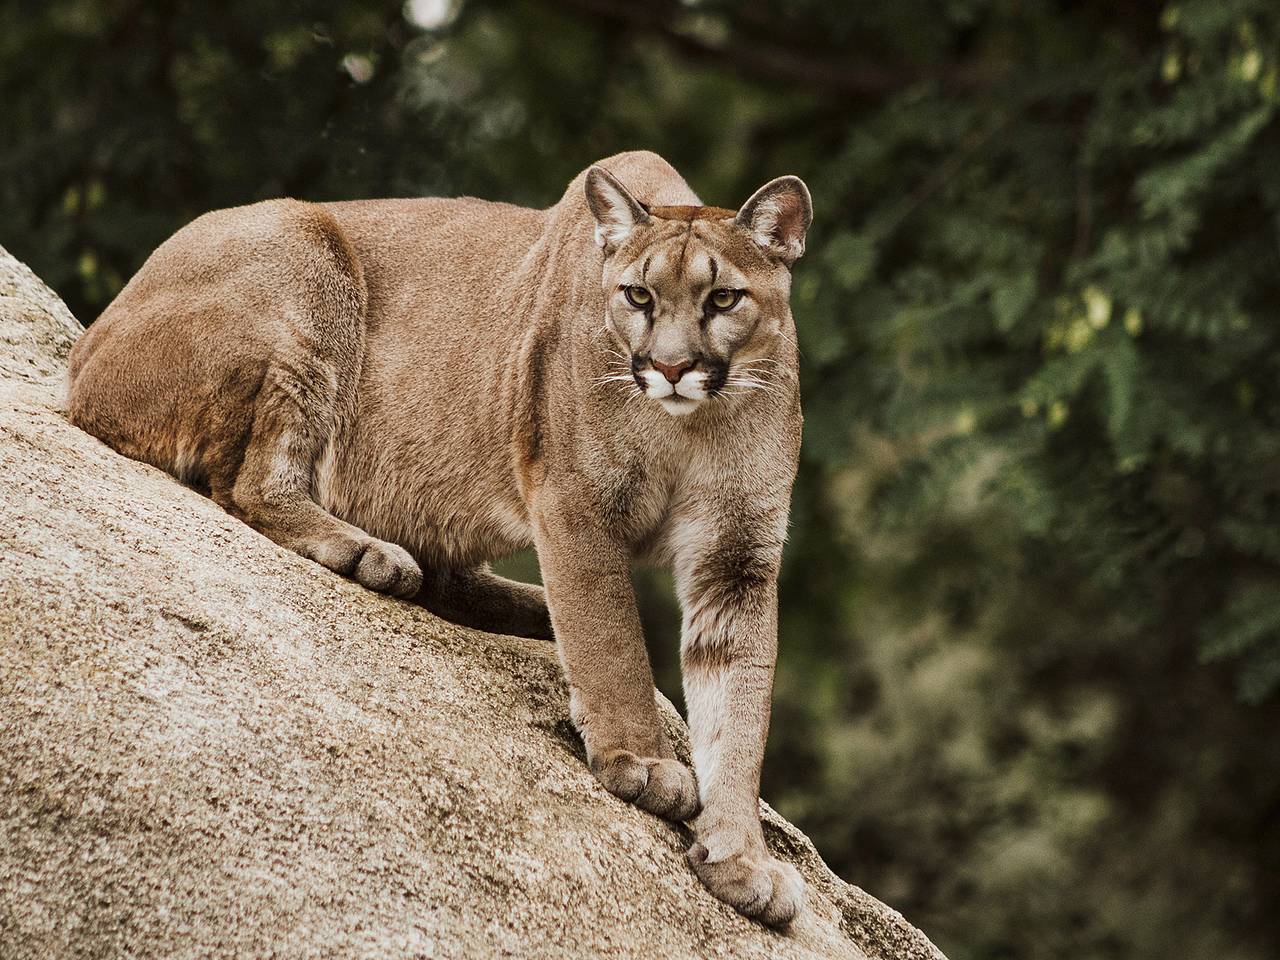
top-left (590, 750), bottom-right (700, 821)
top-left (307, 534), bottom-right (423, 599)
top-left (686, 840), bottom-right (805, 928)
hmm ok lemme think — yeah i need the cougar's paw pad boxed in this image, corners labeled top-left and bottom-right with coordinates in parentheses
top-left (592, 751), bottom-right (700, 822)
top-left (686, 844), bottom-right (805, 928)
top-left (353, 539), bottom-right (423, 598)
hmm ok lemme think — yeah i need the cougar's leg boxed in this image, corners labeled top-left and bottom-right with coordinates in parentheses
top-left (673, 507), bottom-right (803, 927)
top-left (222, 356), bottom-right (422, 600)
top-left (218, 204), bottom-right (421, 599)
top-left (416, 565), bottom-right (553, 640)
top-left (530, 482), bottom-right (699, 822)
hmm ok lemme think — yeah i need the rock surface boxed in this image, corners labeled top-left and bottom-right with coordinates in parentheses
top-left (0, 243), bottom-right (946, 960)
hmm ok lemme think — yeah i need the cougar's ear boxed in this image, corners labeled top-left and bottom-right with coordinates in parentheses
top-left (735, 176), bottom-right (813, 266)
top-left (584, 166), bottom-right (650, 252)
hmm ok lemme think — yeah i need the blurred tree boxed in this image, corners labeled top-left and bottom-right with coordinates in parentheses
top-left (4, 1), bottom-right (1280, 958)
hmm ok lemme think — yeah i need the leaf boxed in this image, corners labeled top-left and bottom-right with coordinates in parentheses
top-left (1100, 335), bottom-right (1139, 446)
top-left (992, 271), bottom-right (1037, 332)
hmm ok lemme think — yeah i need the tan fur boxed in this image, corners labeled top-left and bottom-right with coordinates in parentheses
top-left (65, 151), bottom-right (813, 926)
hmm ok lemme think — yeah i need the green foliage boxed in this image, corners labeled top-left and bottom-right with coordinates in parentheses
top-left (5, 2), bottom-right (1280, 958)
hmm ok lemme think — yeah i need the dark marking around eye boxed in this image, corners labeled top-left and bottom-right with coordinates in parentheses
top-left (709, 257), bottom-right (719, 286)
top-left (642, 255), bottom-right (652, 283)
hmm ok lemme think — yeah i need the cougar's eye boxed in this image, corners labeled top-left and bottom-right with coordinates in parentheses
top-left (624, 285), bottom-right (653, 309)
top-left (708, 288), bottom-right (742, 311)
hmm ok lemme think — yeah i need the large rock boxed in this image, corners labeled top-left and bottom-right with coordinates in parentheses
top-left (0, 243), bottom-right (945, 960)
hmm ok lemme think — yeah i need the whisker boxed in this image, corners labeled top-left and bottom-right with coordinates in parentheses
top-left (729, 369), bottom-right (792, 391)
top-left (735, 361), bottom-right (793, 381)
top-left (773, 329), bottom-right (804, 357)
top-left (732, 363), bottom-right (788, 384)
top-left (722, 377), bottom-right (786, 398)
top-left (735, 357), bottom-right (792, 373)
top-left (733, 369), bottom-right (790, 387)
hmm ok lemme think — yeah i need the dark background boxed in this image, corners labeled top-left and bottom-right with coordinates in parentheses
top-left (4, 2), bottom-right (1280, 958)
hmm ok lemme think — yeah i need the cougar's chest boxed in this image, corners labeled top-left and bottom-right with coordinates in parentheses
top-left (594, 444), bottom-right (702, 555)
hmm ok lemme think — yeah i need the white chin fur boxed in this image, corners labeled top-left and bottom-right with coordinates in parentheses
top-left (658, 396), bottom-right (700, 416)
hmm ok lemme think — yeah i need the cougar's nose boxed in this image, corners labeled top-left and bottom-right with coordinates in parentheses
top-left (651, 358), bottom-right (696, 384)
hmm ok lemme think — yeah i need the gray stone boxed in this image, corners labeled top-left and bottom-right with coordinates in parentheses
top-left (0, 244), bottom-right (945, 960)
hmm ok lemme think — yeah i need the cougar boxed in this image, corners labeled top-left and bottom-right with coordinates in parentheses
top-left (66, 151), bottom-right (812, 926)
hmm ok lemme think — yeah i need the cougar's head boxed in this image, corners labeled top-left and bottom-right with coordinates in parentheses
top-left (585, 166), bottom-right (812, 417)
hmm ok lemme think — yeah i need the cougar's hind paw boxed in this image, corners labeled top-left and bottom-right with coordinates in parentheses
top-left (305, 532), bottom-right (422, 599)
top-left (353, 539), bottom-right (423, 598)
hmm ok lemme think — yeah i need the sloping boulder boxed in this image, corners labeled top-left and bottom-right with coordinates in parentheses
top-left (0, 244), bottom-right (945, 960)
